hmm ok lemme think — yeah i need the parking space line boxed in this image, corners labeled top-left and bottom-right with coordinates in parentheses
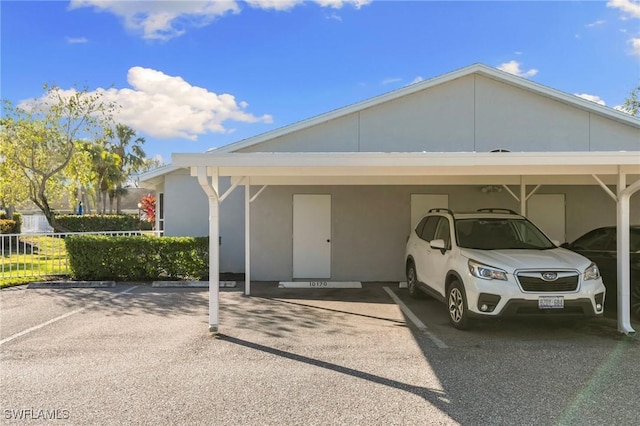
top-left (383, 286), bottom-right (448, 349)
top-left (0, 286), bottom-right (138, 346)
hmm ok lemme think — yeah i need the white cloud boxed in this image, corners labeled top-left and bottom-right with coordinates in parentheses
top-left (69, 1), bottom-right (241, 40)
top-left (630, 38), bottom-right (640, 56)
top-left (607, 0), bottom-right (640, 18)
top-left (21, 67), bottom-right (273, 140)
top-left (244, 0), bottom-right (302, 10)
top-left (315, 0), bottom-right (372, 9)
top-left (575, 93), bottom-right (606, 106)
top-left (496, 60), bottom-right (538, 78)
top-left (410, 76), bottom-right (424, 85)
top-left (382, 77), bottom-right (402, 85)
top-left (66, 36), bottom-right (88, 44)
top-left (70, 0), bottom-right (371, 40)
top-left (585, 20), bottom-right (606, 27)
top-left (151, 153), bottom-right (165, 165)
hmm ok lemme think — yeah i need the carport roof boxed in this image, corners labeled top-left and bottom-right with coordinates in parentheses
top-left (172, 151), bottom-right (640, 186)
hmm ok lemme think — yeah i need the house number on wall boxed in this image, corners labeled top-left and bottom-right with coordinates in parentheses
top-left (309, 281), bottom-right (328, 287)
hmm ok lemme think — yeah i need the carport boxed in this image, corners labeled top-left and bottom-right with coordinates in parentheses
top-left (172, 150), bottom-right (640, 335)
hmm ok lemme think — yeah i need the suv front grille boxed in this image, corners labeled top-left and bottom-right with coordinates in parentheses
top-left (516, 272), bottom-right (579, 292)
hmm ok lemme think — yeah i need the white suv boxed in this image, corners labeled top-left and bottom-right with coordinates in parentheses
top-left (405, 208), bottom-right (606, 329)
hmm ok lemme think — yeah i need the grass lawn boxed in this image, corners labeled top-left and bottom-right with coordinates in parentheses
top-left (1, 236), bottom-right (68, 288)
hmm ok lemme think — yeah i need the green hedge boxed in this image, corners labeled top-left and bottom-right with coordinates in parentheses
top-left (65, 235), bottom-right (209, 281)
top-left (54, 214), bottom-right (140, 233)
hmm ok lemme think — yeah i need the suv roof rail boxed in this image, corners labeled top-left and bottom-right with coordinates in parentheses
top-left (428, 208), bottom-right (455, 215)
top-left (477, 208), bottom-right (519, 215)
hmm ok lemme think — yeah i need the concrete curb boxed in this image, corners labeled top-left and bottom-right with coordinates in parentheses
top-left (151, 281), bottom-right (237, 288)
top-left (28, 281), bottom-right (116, 289)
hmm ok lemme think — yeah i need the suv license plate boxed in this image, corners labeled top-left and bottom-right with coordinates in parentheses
top-left (539, 296), bottom-right (564, 309)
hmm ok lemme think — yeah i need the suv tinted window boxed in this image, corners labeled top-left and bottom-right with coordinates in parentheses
top-left (572, 228), bottom-right (612, 251)
top-left (456, 218), bottom-right (554, 250)
top-left (434, 217), bottom-right (451, 247)
top-left (414, 216), bottom-right (429, 237)
top-left (419, 216), bottom-right (440, 242)
top-left (631, 229), bottom-right (640, 252)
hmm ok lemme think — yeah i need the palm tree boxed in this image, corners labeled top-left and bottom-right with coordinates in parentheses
top-left (84, 141), bottom-right (122, 214)
top-left (108, 124), bottom-right (146, 213)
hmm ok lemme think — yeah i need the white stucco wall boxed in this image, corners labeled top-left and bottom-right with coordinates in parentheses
top-left (589, 114), bottom-right (640, 151)
top-left (163, 171), bottom-right (245, 273)
top-left (239, 114), bottom-right (360, 152)
top-left (164, 171), bottom-right (209, 237)
top-left (358, 75), bottom-right (476, 152)
top-left (247, 185), bottom-right (639, 281)
top-left (236, 74), bottom-right (639, 154)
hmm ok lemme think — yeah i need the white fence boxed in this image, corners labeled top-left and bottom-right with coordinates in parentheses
top-left (1, 231), bottom-right (162, 281)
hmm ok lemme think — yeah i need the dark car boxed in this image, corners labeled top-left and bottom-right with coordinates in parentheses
top-left (563, 226), bottom-right (640, 320)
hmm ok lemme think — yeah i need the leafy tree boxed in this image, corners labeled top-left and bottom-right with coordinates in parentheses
top-left (623, 86), bottom-right (639, 117)
top-left (65, 140), bottom-right (96, 214)
top-left (0, 85), bottom-right (115, 230)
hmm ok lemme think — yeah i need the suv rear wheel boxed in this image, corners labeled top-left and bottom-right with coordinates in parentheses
top-left (447, 280), bottom-right (471, 330)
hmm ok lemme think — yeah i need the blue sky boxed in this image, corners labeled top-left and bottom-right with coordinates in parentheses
top-left (2, 1), bottom-right (639, 165)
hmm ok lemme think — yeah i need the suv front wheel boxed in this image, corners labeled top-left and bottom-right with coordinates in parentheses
top-left (447, 280), bottom-right (471, 330)
top-left (406, 261), bottom-right (423, 299)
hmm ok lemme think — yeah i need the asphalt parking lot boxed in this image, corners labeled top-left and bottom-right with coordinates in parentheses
top-left (1, 282), bottom-right (638, 425)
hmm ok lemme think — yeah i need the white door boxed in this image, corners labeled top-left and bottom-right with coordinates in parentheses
top-left (410, 194), bottom-right (449, 232)
top-left (528, 194), bottom-right (566, 243)
top-left (293, 194), bottom-right (331, 279)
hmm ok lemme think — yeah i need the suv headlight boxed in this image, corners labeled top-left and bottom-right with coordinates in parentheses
top-left (468, 259), bottom-right (508, 281)
top-left (583, 262), bottom-right (600, 281)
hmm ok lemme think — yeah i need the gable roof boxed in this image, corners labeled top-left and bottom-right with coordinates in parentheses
top-left (212, 63), bottom-right (640, 154)
top-left (137, 163), bottom-right (181, 187)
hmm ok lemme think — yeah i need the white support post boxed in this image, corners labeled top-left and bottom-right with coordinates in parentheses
top-left (245, 180), bottom-right (251, 296)
top-left (616, 170), bottom-right (639, 335)
top-left (196, 167), bottom-right (220, 334)
top-left (520, 178), bottom-right (526, 216)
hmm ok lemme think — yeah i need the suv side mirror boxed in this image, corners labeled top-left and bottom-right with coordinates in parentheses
top-left (430, 239), bottom-right (446, 250)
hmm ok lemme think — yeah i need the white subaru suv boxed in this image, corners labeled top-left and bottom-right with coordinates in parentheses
top-left (405, 208), bottom-right (606, 329)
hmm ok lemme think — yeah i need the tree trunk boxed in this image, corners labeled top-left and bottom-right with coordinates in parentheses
top-left (116, 186), bottom-right (122, 214)
top-left (81, 188), bottom-right (92, 214)
top-left (108, 191), bottom-right (114, 214)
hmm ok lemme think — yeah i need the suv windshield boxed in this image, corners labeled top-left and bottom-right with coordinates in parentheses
top-left (455, 218), bottom-right (555, 250)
